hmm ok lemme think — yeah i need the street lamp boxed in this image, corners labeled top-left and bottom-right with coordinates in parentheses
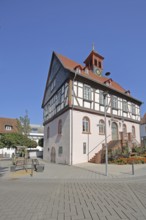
top-left (103, 71), bottom-right (111, 176)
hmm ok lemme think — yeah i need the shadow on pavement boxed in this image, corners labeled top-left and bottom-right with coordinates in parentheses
top-left (74, 165), bottom-right (106, 176)
top-left (0, 166), bottom-right (9, 177)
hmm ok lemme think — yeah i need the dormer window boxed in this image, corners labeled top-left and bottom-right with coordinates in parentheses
top-left (125, 90), bottom-right (130, 96)
top-left (104, 78), bottom-right (113, 86)
top-left (83, 67), bottom-right (89, 74)
top-left (76, 68), bottom-right (81, 74)
top-left (5, 125), bottom-right (13, 131)
top-left (74, 65), bottom-right (82, 74)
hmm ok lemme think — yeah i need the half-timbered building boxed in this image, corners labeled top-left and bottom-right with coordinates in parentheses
top-left (42, 49), bottom-right (142, 165)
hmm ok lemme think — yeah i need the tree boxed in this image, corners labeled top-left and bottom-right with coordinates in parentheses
top-left (18, 110), bottom-right (31, 137)
top-left (0, 133), bottom-right (37, 148)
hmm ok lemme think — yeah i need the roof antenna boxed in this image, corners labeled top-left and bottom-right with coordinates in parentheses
top-left (92, 42), bottom-right (95, 51)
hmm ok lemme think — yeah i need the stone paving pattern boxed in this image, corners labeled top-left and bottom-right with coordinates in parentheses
top-left (0, 159), bottom-right (146, 220)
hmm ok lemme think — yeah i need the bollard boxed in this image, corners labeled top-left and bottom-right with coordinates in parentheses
top-left (30, 160), bottom-right (34, 177)
top-left (132, 161), bottom-right (134, 175)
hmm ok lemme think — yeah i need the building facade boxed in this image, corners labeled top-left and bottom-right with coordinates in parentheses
top-left (0, 118), bottom-right (44, 158)
top-left (141, 113), bottom-right (146, 147)
top-left (28, 124), bottom-right (44, 144)
top-left (42, 49), bottom-right (142, 165)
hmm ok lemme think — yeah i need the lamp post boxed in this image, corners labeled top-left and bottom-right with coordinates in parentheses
top-left (103, 91), bottom-right (108, 176)
top-left (103, 71), bottom-right (111, 176)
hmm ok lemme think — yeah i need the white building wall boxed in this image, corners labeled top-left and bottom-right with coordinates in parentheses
top-left (0, 148), bottom-right (15, 158)
top-left (43, 111), bottom-right (70, 164)
top-left (71, 110), bottom-right (141, 165)
top-left (72, 111), bottom-right (111, 164)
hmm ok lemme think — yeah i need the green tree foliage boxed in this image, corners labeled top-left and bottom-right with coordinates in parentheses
top-left (18, 110), bottom-right (31, 136)
top-left (0, 133), bottom-right (37, 148)
top-left (38, 138), bottom-right (44, 147)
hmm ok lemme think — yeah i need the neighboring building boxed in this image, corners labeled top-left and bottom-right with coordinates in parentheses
top-left (140, 113), bottom-right (146, 147)
top-left (0, 117), bottom-right (19, 134)
top-left (28, 124), bottom-right (44, 144)
top-left (42, 49), bottom-right (142, 165)
top-left (0, 117), bottom-right (44, 158)
top-left (0, 117), bottom-right (19, 157)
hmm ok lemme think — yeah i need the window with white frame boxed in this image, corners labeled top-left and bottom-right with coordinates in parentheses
top-left (99, 91), bottom-right (105, 105)
top-left (112, 96), bottom-right (118, 109)
top-left (99, 119), bottom-right (105, 135)
top-left (58, 119), bottom-right (62, 135)
top-left (83, 142), bottom-right (86, 154)
top-left (5, 125), bottom-right (13, 131)
top-left (123, 100), bottom-right (128, 112)
top-left (132, 126), bottom-right (136, 138)
top-left (83, 85), bottom-right (91, 101)
top-left (131, 104), bottom-right (136, 115)
top-left (82, 117), bottom-right (90, 133)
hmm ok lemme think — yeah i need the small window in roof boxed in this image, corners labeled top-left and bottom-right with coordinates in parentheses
top-left (98, 61), bottom-right (102, 68)
top-left (5, 125), bottom-right (13, 130)
top-left (85, 67), bottom-right (89, 74)
top-left (94, 59), bottom-right (97, 66)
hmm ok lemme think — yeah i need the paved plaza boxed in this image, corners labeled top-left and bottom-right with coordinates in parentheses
top-left (0, 159), bottom-right (146, 220)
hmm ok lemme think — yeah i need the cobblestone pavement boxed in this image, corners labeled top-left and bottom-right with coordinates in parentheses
top-left (0, 159), bottom-right (146, 220)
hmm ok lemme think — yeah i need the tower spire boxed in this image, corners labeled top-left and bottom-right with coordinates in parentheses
top-left (92, 42), bottom-right (95, 51)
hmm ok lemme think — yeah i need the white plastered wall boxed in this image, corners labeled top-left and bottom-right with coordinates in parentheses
top-left (43, 111), bottom-right (70, 164)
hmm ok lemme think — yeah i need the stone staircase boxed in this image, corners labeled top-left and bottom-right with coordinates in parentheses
top-left (89, 140), bottom-right (122, 164)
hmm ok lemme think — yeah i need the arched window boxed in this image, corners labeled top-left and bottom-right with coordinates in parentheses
top-left (112, 122), bottom-right (118, 140)
top-left (47, 127), bottom-right (50, 139)
top-left (99, 119), bottom-right (105, 135)
top-left (123, 124), bottom-right (127, 137)
top-left (82, 117), bottom-right (90, 133)
top-left (132, 126), bottom-right (136, 138)
top-left (58, 119), bottom-right (62, 135)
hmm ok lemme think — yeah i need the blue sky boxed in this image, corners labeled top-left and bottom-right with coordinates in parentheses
top-left (0, 0), bottom-right (146, 124)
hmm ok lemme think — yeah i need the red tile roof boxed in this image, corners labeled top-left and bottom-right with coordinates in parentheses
top-left (56, 53), bottom-right (126, 94)
top-left (0, 118), bottom-right (19, 134)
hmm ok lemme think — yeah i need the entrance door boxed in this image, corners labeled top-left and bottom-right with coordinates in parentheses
top-left (51, 147), bottom-right (56, 163)
top-left (112, 122), bottom-right (118, 140)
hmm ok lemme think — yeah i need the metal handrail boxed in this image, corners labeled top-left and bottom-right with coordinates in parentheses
top-left (88, 134), bottom-right (111, 155)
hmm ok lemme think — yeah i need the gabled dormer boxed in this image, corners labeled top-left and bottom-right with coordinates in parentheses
top-left (104, 78), bottom-right (113, 86)
top-left (84, 50), bottom-right (104, 76)
top-left (74, 65), bottom-right (82, 74)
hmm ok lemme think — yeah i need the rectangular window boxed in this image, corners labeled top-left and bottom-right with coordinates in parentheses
top-left (123, 100), bottom-right (128, 112)
top-left (83, 85), bottom-right (91, 101)
top-left (99, 122), bottom-right (105, 135)
top-left (83, 142), bottom-right (86, 154)
top-left (131, 104), bottom-right (136, 115)
top-left (99, 91), bottom-right (104, 105)
top-left (98, 61), bottom-right (102, 68)
top-left (56, 90), bottom-right (61, 106)
top-left (58, 146), bottom-right (63, 156)
top-left (5, 125), bottom-right (12, 130)
top-left (112, 96), bottom-right (118, 109)
top-left (94, 59), bottom-right (97, 66)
